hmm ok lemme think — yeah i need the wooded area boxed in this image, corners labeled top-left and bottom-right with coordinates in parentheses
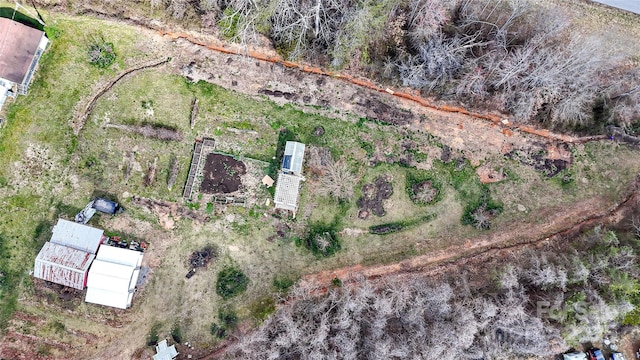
top-left (152, 0), bottom-right (640, 132)
top-left (227, 228), bottom-right (639, 358)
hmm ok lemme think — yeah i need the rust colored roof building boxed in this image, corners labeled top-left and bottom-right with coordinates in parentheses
top-left (33, 242), bottom-right (95, 290)
top-left (0, 17), bottom-right (48, 109)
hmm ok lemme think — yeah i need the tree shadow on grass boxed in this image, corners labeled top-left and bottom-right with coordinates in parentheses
top-left (0, 8), bottom-right (44, 31)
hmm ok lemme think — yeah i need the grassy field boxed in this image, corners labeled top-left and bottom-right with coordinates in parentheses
top-left (1, 7), bottom-right (640, 358)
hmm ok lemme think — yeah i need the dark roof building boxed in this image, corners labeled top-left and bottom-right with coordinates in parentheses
top-left (0, 18), bottom-right (48, 109)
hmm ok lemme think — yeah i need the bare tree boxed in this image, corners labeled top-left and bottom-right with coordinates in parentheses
top-left (168, 0), bottom-right (189, 19)
top-left (406, 0), bottom-right (450, 45)
top-left (318, 158), bottom-right (356, 201)
top-left (270, 0), bottom-right (347, 60)
top-left (633, 216), bottom-right (640, 239)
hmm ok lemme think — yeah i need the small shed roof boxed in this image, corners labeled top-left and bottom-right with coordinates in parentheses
top-left (274, 173), bottom-right (302, 212)
top-left (50, 219), bottom-right (104, 254)
top-left (92, 198), bottom-right (119, 215)
top-left (85, 246), bottom-right (143, 309)
top-left (95, 244), bottom-right (143, 268)
top-left (262, 175), bottom-right (275, 187)
top-left (154, 340), bottom-right (178, 360)
top-left (563, 352), bottom-right (587, 360)
top-left (282, 141), bottom-right (305, 175)
top-left (33, 242), bottom-right (95, 290)
top-left (0, 18), bottom-right (47, 84)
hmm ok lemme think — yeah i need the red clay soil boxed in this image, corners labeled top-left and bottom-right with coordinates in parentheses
top-left (157, 29), bottom-right (610, 145)
top-left (203, 176), bottom-right (640, 359)
top-left (301, 175), bottom-right (640, 292)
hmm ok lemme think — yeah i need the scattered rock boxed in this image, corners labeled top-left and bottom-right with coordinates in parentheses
top-left (517, 204), bottom-right (526, 212)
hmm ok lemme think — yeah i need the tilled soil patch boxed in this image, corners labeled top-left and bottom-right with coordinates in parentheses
top-left (505, 142), bottom-right (573, 177)
top-left (357, 175), bottom-right (393, 219)
top-left (200, 153), bottom-right (246, 194)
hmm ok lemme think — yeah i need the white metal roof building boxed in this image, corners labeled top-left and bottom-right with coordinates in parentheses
top-left (50, 218), bottom-right (104, 254)
top-left (85, 246), bottom-right (143, 309)
top-left (281, 141), bottom-right (305, 175)
top-left (33, 242), bottom-right (95, 290)
top-left (274, 173), bottom-right (302, 212)
top-left (154, 340), bottom-right (178, 360)
top-left (274, 141), bottom-right (306, 215)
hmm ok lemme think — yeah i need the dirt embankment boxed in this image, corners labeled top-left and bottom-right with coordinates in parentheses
top-left (35, 1), bottom-right (614, 150)
top-left (72, 58), bottom-right (170, 134)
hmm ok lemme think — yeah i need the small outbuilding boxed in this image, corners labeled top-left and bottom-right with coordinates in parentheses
top-left (33, 242), bottom-right (95, 290)
top-left (281, 141), bottom-right (305, 176)
top-left (262, 175), bottom-right (275, 188)
top-left (563, 352), bottom-right (587, 360)
top-left (274, 173), bottom-right (302, 212)
top-left (154, 339), bottom-right (178, 360)
top-left (274, 141), bottom-right (306, 215)
top-left (85, 245), bottom-right (143, 309)
top-left (50, 218), bottom-right (104, 254)
top-left (0, 17), bottom-right (48, 110)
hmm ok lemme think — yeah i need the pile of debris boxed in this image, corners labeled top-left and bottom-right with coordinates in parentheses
top-left (185, 245), bottom-right (218, 278)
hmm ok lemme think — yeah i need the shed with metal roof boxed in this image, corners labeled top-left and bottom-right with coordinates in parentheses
top-left (85, 246), bottom-right (143, 309)
top-left (50, 218), bottom-right (104, 254)
top-left (281, 141), bottom-right (305, 175)
top-left (154, 339), bottom-right (178, 360)
top-left (274, 173), bottom-right (302, 213)
top-left (33, 242), bottom-right (95, 290)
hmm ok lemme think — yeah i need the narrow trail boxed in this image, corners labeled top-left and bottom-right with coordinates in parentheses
top-left (301, 174), bottom-right (640, 292)
top-left (202, 177), bottom-right (639, 359)
top-left (71, 58), bottom-right (169, 135)
top-left (157, 30), bottom-right (609, 145)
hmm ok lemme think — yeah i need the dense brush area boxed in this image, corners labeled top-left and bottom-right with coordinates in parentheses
top-left (226, 227), bottom-right (640, 359)
top-left (141, 0), bottom-right (640, 132)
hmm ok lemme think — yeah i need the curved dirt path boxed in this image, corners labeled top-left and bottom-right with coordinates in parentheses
top-left (71, 58), bottom-right (169, 135)
top-left (300, 174), bottom-right (640, 291)
top-left (202, 176), bottom-right (639, 359)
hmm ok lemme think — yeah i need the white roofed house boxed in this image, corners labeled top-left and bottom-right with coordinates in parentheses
top-left (85, 245), bottom-right (144, 309)
top-left (274, 141), bottom-right (306, 215)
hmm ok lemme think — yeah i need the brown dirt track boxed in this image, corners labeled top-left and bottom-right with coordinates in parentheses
top-left (300, 175), bottom-right (640, 292)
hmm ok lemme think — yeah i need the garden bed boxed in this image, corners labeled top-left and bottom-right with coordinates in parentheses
top-left (200, 153), bottom-right (246, 194)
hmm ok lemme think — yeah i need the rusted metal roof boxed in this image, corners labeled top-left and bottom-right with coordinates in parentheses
top-left (0, 18), bottom-right (46, 84)
top-left (33, 242), bottom-right (95, 290)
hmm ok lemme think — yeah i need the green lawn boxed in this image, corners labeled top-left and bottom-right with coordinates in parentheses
top-left (1, 8), bottom-right (640, 357)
